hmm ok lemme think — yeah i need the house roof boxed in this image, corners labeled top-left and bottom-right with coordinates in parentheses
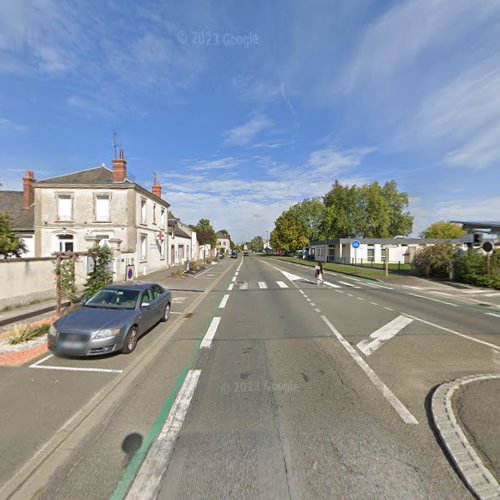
top-left (0, 191), bottom-right (34, 232)
top-left (216, 231), bottom-right (229, 238)
top-left (36, 166), bottom-right (126, 185)
top-left (174, 226), bottom-right (192, 238)
top-left (36, 166), bottom-right (169, 207)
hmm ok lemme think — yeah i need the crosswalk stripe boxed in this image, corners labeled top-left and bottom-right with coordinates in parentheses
top-left (276, 281), bottom-right (288, 288)
top-left (338, 281), bottom-right (360, 289)
top-left (258, 282), bottom-right (268, 289)
top-left (324, 281), bottom-right (341, 288)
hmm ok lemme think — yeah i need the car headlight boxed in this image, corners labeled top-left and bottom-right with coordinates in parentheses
top-left (49, 325), bottom-right (58, 336)
top-left (92, 328), bottom-right (121, 340)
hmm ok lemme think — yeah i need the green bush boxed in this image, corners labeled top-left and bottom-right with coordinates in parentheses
top-left (453, 250), bottom-right (486, 283)
top-left (413, 244), bottom-right (454, 278)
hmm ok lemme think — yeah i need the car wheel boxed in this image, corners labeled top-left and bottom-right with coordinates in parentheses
top-left (161, 303), bottom-right (171, 322)
top-left (122, 327), bottom-right (139, 354)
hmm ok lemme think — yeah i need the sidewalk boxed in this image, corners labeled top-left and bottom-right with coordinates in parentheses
top-left (455, 377), bottom-right (500, 482)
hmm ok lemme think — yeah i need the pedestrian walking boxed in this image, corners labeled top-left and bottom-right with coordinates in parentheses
top-left (314, 262), bottom-right (324, 285)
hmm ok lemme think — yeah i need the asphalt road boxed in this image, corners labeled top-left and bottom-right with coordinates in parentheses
top-left (2, 255), bottom-right (499, 499)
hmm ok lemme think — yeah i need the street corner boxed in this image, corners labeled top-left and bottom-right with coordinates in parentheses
top-left (431, 374), bottom-right (500, 499)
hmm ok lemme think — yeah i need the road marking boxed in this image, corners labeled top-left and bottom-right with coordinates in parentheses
top-left (369, 302), bottom-right (378, 306)
top-left (30, 362), bottom-right (123, 373)
top-left (357, 316), bottom-right (414, 356)
top-left (486, 312), bottom-right (500, 318)
top-left (299, 290), bottom-right (305, 295)
top-left (193, 268), bottom-right (211, 279)
top-left (315, 308), bottom-right (321, 313)
top-left (306, 298), bottom-right (311, 302)
top-left (258, 282), bottom-right (268, 289)
top-left (276, 281), bottom-right (288, 288)
top-left (324, 281), bottom-right (341, 288)
top-left (200, 317), bottom-right (221, 349)
top-left (384, 307), bottom-right (394, 311)
top-left (357, 297), bottom-right (365, 301)
top-left (172, 297), bottom-right (187, 303)
top-left (310, 302), bottom-right (316, 307)
top-left (339, 281), bottom-right (360, 289)
top-left (239, 281), bottom-right (248, 290)
top-left (126, 369), bottom-right (201, 500)
top-left (366, 282), bottom-right (394, 290)
top-left (231, 276), bottom-right (236, 282)
top-left (320, 315), bottom-right (418, 424)
top-left (405, 314), bottom-right (500, 350)
top-left (29, 354), bottom-right (54, 368)
top-left (171, 312), bottom-right (182, 315)
top-left (347, 293), bottom-right (353, 297)
top-left (228, 284), bottom-right (234, 291)
top-left (408, 293), bottom-right (458, 307)
top-left (219, 294), bottom-right (229, 308)
top-left (335, 290), bottom-right (344, 294)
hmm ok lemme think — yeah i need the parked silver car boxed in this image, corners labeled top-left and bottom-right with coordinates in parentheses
top-left (48, 283), bottom-right (171, 356)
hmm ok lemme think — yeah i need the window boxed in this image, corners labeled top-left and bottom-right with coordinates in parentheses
top-left (367, 245), bottom-right (375, 262)
top-left (95, 194), bottom-right (111, 222)
top-left (140, 288), bottom-right (154, 306)
top-left (153, 204), bottom-right (157, 224)
top-left (160, 239), bottom-right (165, 259)
top-left (141, 198), bottom-right (147, 224)
top-left (57, 194), bottom-right (72, 221)
top-left (160, 208), bottom-right (165, 228)
top-left (151, 285), bottom-right (164, 299)
top-left (140, 234), bottom-right (147, 260)
top-left (57, 234), bottom-right (74, 252)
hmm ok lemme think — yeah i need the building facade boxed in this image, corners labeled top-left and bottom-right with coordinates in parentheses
top-left (33, 151), bottom-right (170, 278)
top-left (216, 231), bottom-right (231, 255)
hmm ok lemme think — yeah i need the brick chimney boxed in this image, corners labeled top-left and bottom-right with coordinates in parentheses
top-left (152, 177), bottom-right (161, 198)
top-left (23, 170), bottom-right (36, 209)
top-left (112, 148), bottom-right (127, 182)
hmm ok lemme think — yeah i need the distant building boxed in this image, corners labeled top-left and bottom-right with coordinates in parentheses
top-left (167, 213), bottom-right (198, 265)
top-left (216, 231), bottom-right (231, 254)
top-left (309, 237), bottom-right (473, 264)
top-left (0, 171), bottom-right (36, 257)
top-left (451, 221), bottom-right (500, 248)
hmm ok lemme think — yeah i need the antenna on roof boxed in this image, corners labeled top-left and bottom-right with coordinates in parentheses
top-left (113, 130), bottom-right (121, 159)
top-left (153, 170), bottom-right (158, 185)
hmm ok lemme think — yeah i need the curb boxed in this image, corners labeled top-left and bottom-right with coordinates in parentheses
top-left (432, 374), bottom-right (500, 499)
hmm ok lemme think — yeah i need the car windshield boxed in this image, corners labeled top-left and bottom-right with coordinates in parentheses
top-left (85, 289), bottom-right (140, 310)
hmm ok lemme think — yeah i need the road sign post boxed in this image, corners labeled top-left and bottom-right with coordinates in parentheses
top-left (385, 247), bottom-right (389, 277)
top-left (482, 241), bottom-right (494, 277)
top-left (352, 240), bottom-right (360, 270)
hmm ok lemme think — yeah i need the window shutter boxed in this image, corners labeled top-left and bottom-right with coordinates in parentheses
top-left (58, 196), bottom-right (72, 220)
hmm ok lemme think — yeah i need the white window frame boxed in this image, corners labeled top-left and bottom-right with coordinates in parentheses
top-left (153, 204), bottom-right (157, 225)
top-left (57, 234), bottom-right (74, 252)
top-left (57, 194), bottom-right (73, 222)
top-left (140, 233), bottom-right (147, 261)
top-left (160, 208), bottom-right (166, 229)
top-left (140, 198), bottom-right (147, 225)
top-left (94, 193), bottom-right (111, 222)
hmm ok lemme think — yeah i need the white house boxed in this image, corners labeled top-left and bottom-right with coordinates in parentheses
top-left (33, 150), bottom-right (170, 278)
top-left (309, 237), bottom-right (473, 264)
top-left (167, 214), bottom-right (198, 265)
top-left (216, 230), bottom-right (231, 255)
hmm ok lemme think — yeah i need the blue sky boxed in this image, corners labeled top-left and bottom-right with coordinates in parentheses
top-left (1, 0), bottom-right (499, 242)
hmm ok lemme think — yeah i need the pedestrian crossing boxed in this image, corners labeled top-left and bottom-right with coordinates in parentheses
top-left (231, 280), bottom-right (383, 291)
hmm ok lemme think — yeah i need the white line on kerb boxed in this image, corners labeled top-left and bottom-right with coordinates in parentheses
top-left (200, 317), bottom-right (221, 349)
top-left (228, 284), bottom-right (234, 291)
top-left (357, 315), bottom-right (413, 356)
top-left (320, 315), bottom-right (418, 425)
top-left (126, 369), bottom-right (202, 500)
top-left (219, 294), bottom-right (229, 308)
top-left (408, 293), bottom-right (458, 307)
top-left (405, 314), bottom-right (500, 350)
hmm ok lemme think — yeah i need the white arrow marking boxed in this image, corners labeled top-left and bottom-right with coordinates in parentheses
top-left (357, 315), bottom-right (413, 356)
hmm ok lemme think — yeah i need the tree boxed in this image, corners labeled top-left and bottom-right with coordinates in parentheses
top-left (250, 236), bottom-right (264, 252)
top-left (286, 198), bottom-right (326, 241)
top-left (0, 213), bottom-right (26, 258)
top-left (192, 219), bottom-right (217, 247)
top-left (420, 221), bottom-right (466, 239)
top-left (413, 244), bottom-right (454, 278)
top-left (321, 180), bottom-right (413, 238)
top-left (270, 212), bottom-right (309, 253)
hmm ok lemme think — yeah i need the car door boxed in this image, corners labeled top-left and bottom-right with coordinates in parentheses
top-left (149, 285), bottom-right (164, 323)
top-left (138, 288), bottom-right (156, 331)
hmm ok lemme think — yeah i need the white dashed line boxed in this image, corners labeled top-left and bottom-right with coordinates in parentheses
top-left (228, 284), bottom-right (234, 291)
top-left (408, 293), bottom-right (458, 307)
top-left (219, 294), bottom-right (229, 308)
top-left (384, 307), bottom-right (394, 311)
top-left (200, 317), bottom-right (221, 349)
top-left (369, 302), bottom-right (378, 306)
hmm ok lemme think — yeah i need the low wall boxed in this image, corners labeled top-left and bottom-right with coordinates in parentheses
top-left (0, 257), bottom-right (87, 309)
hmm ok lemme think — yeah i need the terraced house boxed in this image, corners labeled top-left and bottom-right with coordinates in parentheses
top-left (33, 150), bottom-right (170, 278)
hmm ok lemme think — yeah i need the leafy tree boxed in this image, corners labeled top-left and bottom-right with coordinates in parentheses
top-left (270, 212), bottom-right (308, 252)
top-left (250, 235), bottom-right (264, 252)
top-left (192, 218), bottom-right (217, 247)
top-left (321, 180), bottom-right (413, 238)
top-left (286, 198), bottom-right (326, 241)
top-left (421, 221), bottom-right (466, 239)
top-left (453, 249), bottom-right (486, 283)
top-left (413, 244), bottom-right (454, 278)
top-left (0, 213), bottom-right (26, 258)
top-left (83, 243), bottom-right (113, 299)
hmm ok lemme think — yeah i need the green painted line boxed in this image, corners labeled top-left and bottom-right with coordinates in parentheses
top-left (110, 284), bottom-right (227, 499)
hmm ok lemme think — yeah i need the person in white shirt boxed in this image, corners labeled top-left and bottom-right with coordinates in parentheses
top-left (314, 262), bottom-right (324, 285)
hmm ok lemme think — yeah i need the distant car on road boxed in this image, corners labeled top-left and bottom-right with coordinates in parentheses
top-left (48, 283), bottom-right (171, 357)
top-left (231, 251), bottom-right (238, 258)
top-left (244, 251), bottom-right (249, 256)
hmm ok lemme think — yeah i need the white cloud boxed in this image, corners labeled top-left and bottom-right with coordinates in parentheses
top-left (224, 114), bottom-right (273, 146)
top-left (190, 157), bottom-right (241, 171)
top-left (435, 197), bottom-right (500, 221)
top-left (0, 117), bottom-right (26, 131)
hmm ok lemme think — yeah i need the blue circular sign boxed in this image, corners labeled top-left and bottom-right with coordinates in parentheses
top-left (127, 267), bottom-right (134, 280)
top-left (352, 240), bottom-right (360, 249)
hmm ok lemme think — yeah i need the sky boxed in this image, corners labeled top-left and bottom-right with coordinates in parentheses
top-left (0, 0), bottom-right (499, 242)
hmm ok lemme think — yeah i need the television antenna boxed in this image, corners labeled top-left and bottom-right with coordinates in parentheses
top-left (113, 130), bottom-right (121, 159)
